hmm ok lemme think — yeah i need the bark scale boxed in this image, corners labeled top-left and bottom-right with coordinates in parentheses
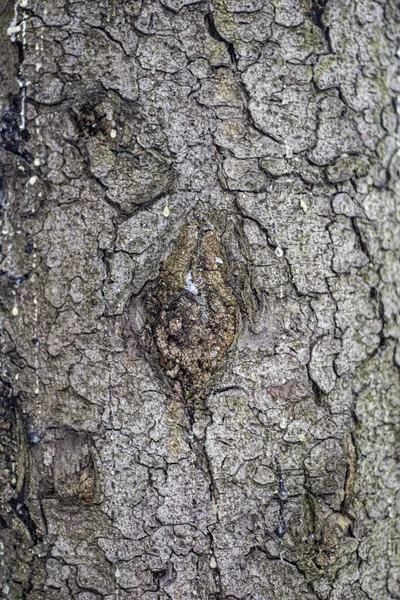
top-left (0, 0), bottom-right (399, 598)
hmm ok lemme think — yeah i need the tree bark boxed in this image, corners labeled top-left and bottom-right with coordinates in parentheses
top-left (1, 0), bottom-right (400, 598)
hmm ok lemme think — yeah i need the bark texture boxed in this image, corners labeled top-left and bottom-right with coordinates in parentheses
top-left (0, 0), bottom-right (400, 598)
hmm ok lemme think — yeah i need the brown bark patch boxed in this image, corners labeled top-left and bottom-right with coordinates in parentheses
top-left (35, 430), bottom-right (102, 504)
top-left (148, 220), bottom-right (239, 404)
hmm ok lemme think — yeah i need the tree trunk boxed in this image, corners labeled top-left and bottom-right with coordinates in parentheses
top-left (1, 0), bottom-right (400, 598)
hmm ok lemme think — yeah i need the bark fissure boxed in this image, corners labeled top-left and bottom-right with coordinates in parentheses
top-left (1, 0), bottom-right (399, 597)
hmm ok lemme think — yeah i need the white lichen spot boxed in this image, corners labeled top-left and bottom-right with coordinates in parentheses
top-left (215, 257), bottom-right (223, 264)
top-left (209, 555), bottom-right (217, 569)
top-left (34, 387), bottom-right (39, 395)
top-left (300, 199), bottom-right (308, 213)
top-left (163, 203), bottom-right (170, 217)
top-left (33, 157), bottom-right (41, 166)
top-left (110, 128), bottom-right (117, 139)
top-left (17, 76), bottom-right (26, 130)
top-left (275, 246), bottom-right (284, 258)
top-left (7, 24), bottom-right (21, 38)
top-left (285, 143), bottom-right (293, 158)
top-left (28, 175), bottom-right (37, 186)
top-left (35, 62), bottom-right (42, 71)
top-left (185, 271), bottom-right (199, 295)
top-left (43, 447), bottom-right (53, 466)
top-left (211, 502), bottom-right (219, 516)
top-left (298, 434), bottom-right (306, 442)
top-left (21, 17), bottom-right (27, 46)
top-left (11, 305), bottom-right (19, 317)
top-left (7, 0), bottom-right (28, 42)
top-left (115, 567), bottom-right (121, 579)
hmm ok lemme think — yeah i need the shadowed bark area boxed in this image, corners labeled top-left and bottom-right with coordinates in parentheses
top-left (0, 0), bottom-right (399, 598)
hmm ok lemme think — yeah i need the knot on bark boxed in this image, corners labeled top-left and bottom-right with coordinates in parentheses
top-left (148, 220), bottom-right (238, 404)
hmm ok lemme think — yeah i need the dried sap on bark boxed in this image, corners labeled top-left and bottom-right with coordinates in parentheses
top-left (149, 221), bottom-right (238, 402)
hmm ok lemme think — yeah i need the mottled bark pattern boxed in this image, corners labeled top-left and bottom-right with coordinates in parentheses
top-left (0, 0), bottom-right (399, 598)
top-left (31, 429), bottom-right (102, 504)
top-left (149, 220), bottom-right (238, 403)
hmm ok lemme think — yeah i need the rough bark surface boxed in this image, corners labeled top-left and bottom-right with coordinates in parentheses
top-left (0, 0), bottom-right (400, 598)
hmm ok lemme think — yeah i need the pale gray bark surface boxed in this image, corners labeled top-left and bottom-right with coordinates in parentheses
top-left (0, 0), bottom-right (400, 598)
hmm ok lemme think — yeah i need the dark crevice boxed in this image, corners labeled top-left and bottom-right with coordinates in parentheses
top-left (307, 0), bottom-right (327, 32)
top-left (15, 39), bottom-right (25, 65)
top-left (3, 3), bottom-right (31, 158)
top-left (0, 94), bottom-right (31, 161)
top-left (339, 423), bottom-right (358, 538)
top-left (369, 284), bottom-right (386, 350)
top-left (309, 371), bottom-right (325, 407)
top-left (205, 12), bottom-right (237, 67)
top-left (9, 496), bottom-right (39, 545)
top-left (351, 217), bottom-right (371, 260)
top-left (213, 384), bottom-right (243, 394)
top-left (204, 12), bottom-right (225, 42)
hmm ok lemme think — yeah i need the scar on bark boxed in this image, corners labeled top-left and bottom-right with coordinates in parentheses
top-left (147, 220), bottom-right (239, 405)
top-left (33, 430), bottom-right (103, 505)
